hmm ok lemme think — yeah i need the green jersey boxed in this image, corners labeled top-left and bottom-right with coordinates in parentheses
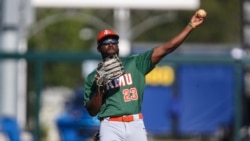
top-left (84, 49), bottom-right (155, 119)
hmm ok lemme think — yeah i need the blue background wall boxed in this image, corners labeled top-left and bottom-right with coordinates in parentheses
top-left (142, 64), bottom-right (234, 136)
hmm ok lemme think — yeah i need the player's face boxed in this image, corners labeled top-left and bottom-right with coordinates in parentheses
top-left (98, 38), bottom-right (119, 57)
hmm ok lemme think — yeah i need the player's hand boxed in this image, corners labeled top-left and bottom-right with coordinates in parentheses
top-left (95, 74), bottom-right (105, 93)
top-left (189, 10), bottom-right (206, 28)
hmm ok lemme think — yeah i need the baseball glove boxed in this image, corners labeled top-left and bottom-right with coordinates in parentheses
top-left (96, 54), bottom-right (124, 87)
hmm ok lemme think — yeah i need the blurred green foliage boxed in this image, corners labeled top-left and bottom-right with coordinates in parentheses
top-left (27, 0), bottom-right (241, 89)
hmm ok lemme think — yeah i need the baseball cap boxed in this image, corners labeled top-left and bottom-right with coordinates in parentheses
top-left (97, 29), bottom-right (119, 44)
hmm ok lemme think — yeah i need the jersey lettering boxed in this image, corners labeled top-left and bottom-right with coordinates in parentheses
top-left (124, 73), bottom-right (133, 85)
top-left (106, 73), bottom-right (133, 90)
top-left (107, 81), bottom-right (115, 89)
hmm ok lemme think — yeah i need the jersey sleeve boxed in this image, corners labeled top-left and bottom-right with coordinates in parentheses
top-left (83, 71), bottom-right (97, 107)
top-left (134, 49), bottom-right (155, 75)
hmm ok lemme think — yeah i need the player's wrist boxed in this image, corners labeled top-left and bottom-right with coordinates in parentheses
top-left (97, 85), bottom-right (105, 94)
top-left (188, 22), bottom-right (196, 29)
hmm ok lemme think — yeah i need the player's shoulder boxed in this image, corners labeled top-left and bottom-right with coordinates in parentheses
top-left (125, 49), bottom-right (153, 60)
top-left (125, 52), bottom-right (144, 60)
top-left (120, 55), bottom-right (137, 64)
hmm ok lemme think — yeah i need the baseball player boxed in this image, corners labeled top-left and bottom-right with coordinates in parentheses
top-left (83, 10), bottom-right (206, 141)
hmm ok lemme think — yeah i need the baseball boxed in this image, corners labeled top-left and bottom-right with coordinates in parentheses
top-left (196, 9), bottom-right (207, 18)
